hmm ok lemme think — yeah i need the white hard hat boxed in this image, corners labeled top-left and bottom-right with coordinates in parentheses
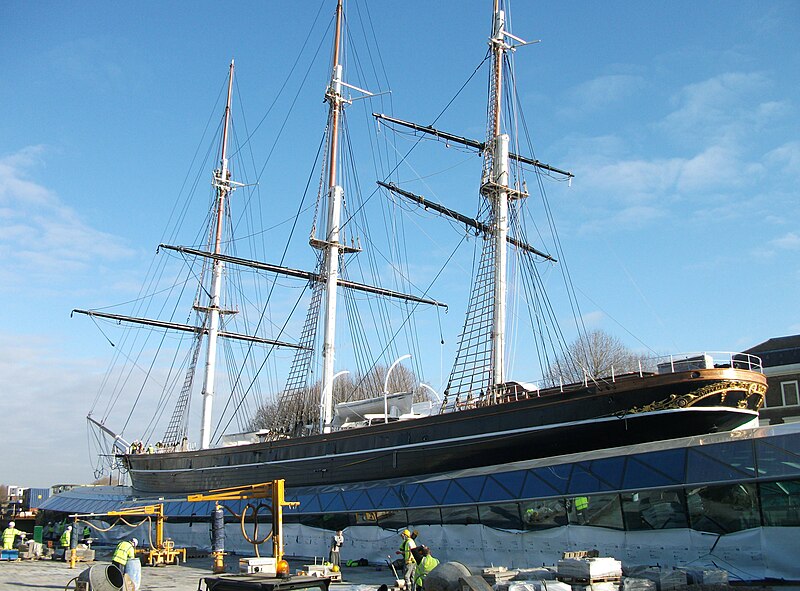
top-left (131, 538), bottom-right (138, 546)
top-left (8, 521), bottom-right (15, 528)
top-left (66, 525), bottom-right (72, 530)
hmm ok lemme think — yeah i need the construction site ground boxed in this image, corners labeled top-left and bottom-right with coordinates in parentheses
top-left (2, 555), bottom-right (798, 591)
top-left (0, 554), bottom-right (387, 591)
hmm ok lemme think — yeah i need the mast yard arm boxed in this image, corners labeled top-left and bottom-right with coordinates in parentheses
top-left (159, 244), bottom-right (447, 309)
top-left (373, 113), bottom-right (574, 179)
top-left (378, 181), bottom-right (556, 262)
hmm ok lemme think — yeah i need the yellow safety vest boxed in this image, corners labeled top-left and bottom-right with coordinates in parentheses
top-left (2, 528), bottom-right (22, 550)
top-left (400, 538), bottom-right (416, 564)
top-left (415, 555), bottom-right (439, 586)
top-left (60, 530), bottom-right (71, 548)
top-left (575, 497), bottom-right (589, 511)
top-left (113, 540), bottom-right (135, 565)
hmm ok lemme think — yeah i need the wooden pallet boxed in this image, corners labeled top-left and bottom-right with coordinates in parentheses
top-left (557, 575), bottom-right (621, 584)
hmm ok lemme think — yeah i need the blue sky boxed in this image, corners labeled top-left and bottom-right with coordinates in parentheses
top-left (2, 1), bottom-right (799, 488)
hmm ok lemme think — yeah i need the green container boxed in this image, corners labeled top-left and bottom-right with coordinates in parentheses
top-left (33, 525), bottom-right (43, 544)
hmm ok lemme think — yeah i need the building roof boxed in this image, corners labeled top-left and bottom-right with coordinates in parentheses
top-left (745, 335), bottom-right (800, 367)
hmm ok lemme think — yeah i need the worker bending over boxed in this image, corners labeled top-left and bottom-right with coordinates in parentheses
top-left (112, 537), bottom-right (138, 573)
top-left (414, 546), bottom-right (439, 590)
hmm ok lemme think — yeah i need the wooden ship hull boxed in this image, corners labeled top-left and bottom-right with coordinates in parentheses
top-left (125, 366), bottom-right (765, 494)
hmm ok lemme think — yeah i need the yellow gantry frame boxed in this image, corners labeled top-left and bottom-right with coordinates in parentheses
top-left (69, 503), bottom-right (186, 568)
top-left (187, 479), bottom-right (299, 563)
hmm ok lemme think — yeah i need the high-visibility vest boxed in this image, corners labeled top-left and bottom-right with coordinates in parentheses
top-left (575, 496), bottom-right (589, 511)
top-left (414, 555), bottom-right (439, 586)
top-left (112, 540), bottom-right (135, 566)
top-left (400, 538), bottom-right (416, 564)
top-left (2, 527), bottom-right (22, 550)
top-left (60, 530), bottom-right (71, 548)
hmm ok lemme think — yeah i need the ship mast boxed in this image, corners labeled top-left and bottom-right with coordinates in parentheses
top-left (319, 0), bottom-right (345, 434)
top-left (199, 60), bottom-right (235, 449)
top-left (484, 0), bottom-right (511, 389)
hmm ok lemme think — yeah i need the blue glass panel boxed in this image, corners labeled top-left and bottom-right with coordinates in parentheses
top-left (395, 485), bottom-right (413, 505)
top-left (486, 470), bottom-right (526, 500)
top-left (755, 439), bottom-right (800, 478)
top-left (585, 456), bottom-right (627, 490)
top-left (377, 487), bottom-right (406, 509)
top-left (363, 487), bottom-right (390, 509)
top-left (687, 440), bottom-right (755, 483)
top-left (341, 490), bottom-right (369, 511)
top-left (318, 492), bottom-right (343, 512)
top-left (622, 455), bottom-right (682, 489)
top-left (480, 475), bottom-right (518, 502)
top-left (456, 476), bottom-right (487, 501)
top-left (444, 479), bottom-right (481, 505)
top-left (409, 484), bottom-right (439, 507)
top-left (635, 448), bottom-right (686, 482)
top-left (299, 493), bottom-right (322, 513)
top-left (420, 480), bottom-right (451, 505)
top-left (523, 465), bottom-right (571, 497)
top-left (569, 463), bottom-right (615, 494)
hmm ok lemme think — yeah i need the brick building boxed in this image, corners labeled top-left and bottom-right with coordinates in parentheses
top-left (745, 334), bottom-right (800, 425)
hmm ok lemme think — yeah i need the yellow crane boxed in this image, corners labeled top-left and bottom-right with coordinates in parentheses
top-left (70, 504), bottom-right (186, 568)
top-left (187, 479), bottom-right (299, 574)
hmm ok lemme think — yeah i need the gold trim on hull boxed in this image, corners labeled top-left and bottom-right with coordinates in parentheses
top-left (630, 380), bottom-right (766, 414)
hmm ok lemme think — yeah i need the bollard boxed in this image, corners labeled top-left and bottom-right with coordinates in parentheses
top-left (211, 505), bottom-right (226, 573)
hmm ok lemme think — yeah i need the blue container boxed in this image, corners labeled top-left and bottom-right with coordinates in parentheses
top-left (1, 549), bottom-right (19, 560)
top-left (23, 487), bottom-right (50, 509)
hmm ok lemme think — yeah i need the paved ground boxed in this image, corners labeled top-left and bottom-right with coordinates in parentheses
top-left (0, 555), bottom-right (391, 591)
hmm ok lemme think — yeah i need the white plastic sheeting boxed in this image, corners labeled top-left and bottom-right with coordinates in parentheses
top-left (87, 522), bottom-right (800, 581)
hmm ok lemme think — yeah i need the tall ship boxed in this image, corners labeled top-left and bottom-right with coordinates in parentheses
top-left (75, 0), bottom-right (766, 495)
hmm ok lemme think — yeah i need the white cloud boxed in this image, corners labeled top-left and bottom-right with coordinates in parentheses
top-left (0, 333), bottom-right (101, 487)
top-left (765, 141), bottom-right (800, 177)
top-left (561, 69), bottom-right (796, 235)
top-left (581, 310), bottom-right (605, 328)
top-left (772, 232), bottom-right (800, 251)
top-left (561, 74), bottom-right (645, 116)
top-left (660, 72), bottom-right (788, 142)
top-left (0, 147), bottom-right (133, 283)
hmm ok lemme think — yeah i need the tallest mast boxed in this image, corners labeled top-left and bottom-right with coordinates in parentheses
top-left (319, 0), bottom-right (345, 434)
top-left (199, 60), bottom-right (235, 449)
top-left (484, 0), bottom-right (512, 388)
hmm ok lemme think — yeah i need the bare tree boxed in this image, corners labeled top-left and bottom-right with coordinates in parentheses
top-left (544, 330), bottom-right (651, 386)
top-left (249, 363), bottom-right (420, 433)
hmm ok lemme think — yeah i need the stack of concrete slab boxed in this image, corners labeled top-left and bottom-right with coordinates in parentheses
top-left (622, 567), bottom-right (686, 591)
top-left (507, 580), bottom-right (572, 591)
top-left (513, 568), bottom-right (557, 581)
top-left (483, 566), bottom-right (519, 585)
top-left (679, 568), bottom-right (728, 586)
top-left (557, 557), bottom-right (622, 581)
top-left (620, 578), bottom-right (656, 591)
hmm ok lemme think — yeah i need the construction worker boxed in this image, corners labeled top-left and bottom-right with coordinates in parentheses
top-left (59, 525), bottom-right (72, 560)
top-left (2, 521), bottom-right (26, 550)
top-left (397, 529), bottom-right (417, 590)
top-left (112, 537), bottom-right (138, 574)
top-left (414, 546), bottom-right (439, 590)
top-left (82, 525), bottom-right (91, 541)
top-left (329, 530), bottom-right (344, 568)
top-left (574, 496), bottom-right (589, 524)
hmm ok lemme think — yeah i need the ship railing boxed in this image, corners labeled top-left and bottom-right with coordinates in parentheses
top-left (652, 351), bottom-right (763, 375)
top-left (516, 351), bottom-right (764, 397)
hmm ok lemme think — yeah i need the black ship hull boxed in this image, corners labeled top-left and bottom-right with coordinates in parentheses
top-left (125, 367), bottom-right (765, 494)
